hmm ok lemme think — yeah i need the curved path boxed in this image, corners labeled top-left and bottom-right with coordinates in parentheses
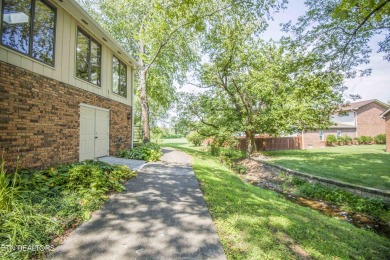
top-left (50, 148), bottom-right (226, 260)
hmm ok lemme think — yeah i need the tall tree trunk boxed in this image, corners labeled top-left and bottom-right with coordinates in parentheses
top-left (245, 131), bottom-right (257, 158)
top-left (139, 67), bottom-right (150, 143)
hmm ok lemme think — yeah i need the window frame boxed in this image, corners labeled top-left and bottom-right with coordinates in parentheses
top-left (76, 27), bottom-right (102, 87)
top-left (0, 0), bottom-right (57, 66)
top-left (319, 130), bottom-right (324, 141)
top-left (112, 55), bottom-right (127, 98)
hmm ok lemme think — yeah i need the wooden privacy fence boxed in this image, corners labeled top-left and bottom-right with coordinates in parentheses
top-left (237, 136), bottom-right (302, 151)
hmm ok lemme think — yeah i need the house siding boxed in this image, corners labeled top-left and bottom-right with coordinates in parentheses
top-left (0, 61), bottom-right (131, 169)
top-left (357, 103), bottom-right (387, 137)
top-left (0, 0), bottom-right (134, 107)
top-left (303, 129), bottom-right (356, 149)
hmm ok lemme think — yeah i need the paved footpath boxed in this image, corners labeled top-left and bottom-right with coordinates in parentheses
top-left (50, 148), bottom-right (226, 260)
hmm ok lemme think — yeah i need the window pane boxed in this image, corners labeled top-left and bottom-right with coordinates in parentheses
top-left (76, 30), bottom-right (89, 81)
top-left (90, 40), bottom-right (101, 85)
top-left (1, 0), bottom-right (31, 54)
top-left (119, 62), bottom-right (127, 97)
top-left (32, 0), bottom-right (55, 65)
top-left (112, 56), bottom-right (119, 94)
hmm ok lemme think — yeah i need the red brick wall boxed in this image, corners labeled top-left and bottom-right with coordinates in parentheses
top-left (386, 115), bottom-right (390, 153)
top-left (357, 103), bottom-right (387, 137)
top-left (303, 129), bottom-right (356, 149)
top-left (0, 61), bottom-right (132, 169)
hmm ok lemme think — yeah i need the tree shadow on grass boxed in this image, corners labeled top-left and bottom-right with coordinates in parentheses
top-left (179, 146), bottom-right (390, 259)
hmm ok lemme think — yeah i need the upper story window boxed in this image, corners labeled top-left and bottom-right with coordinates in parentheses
top-left (1, 0), bottom-right (56, 66)
top-left (76, 28), bottom-right (101, 86)
top-left (112, 56), bottom-right (127, 97)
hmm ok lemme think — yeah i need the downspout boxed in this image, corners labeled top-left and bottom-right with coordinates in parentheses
top-left (353, 109), bottom-right (358, 138)
top-left (131, 67), bottom-right (135, 149)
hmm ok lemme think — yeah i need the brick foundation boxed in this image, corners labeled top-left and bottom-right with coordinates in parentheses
top-left (0, 61), bottom-right (132, 169)
top-left (303, 128), bottom-right (356, 149)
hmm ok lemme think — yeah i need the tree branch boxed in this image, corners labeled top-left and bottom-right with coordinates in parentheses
top-left (340, 0), bottom-right (390, 63)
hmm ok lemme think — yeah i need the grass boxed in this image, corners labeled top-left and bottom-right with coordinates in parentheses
top-left (262, 145), bottom-right (390, 191)
top-left (163, 139), bottom-right (390, 259)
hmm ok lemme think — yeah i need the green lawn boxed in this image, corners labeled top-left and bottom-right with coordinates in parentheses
top-left (262, 145), bottom-right (390, 191)
top-left (162, 140), bottom-right (390, 259)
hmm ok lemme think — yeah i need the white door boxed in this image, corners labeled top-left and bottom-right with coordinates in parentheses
top-left (79, 105), bottom-right (110, 161)
top-left (95, 109), bottom-right (110, 157)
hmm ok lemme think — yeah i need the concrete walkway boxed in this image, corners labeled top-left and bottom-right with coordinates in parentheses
top-left (50, 148), bottom-right (226, 260)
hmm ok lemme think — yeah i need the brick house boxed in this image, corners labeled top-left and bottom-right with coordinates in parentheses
top-left (381, 108), bottom-right (390, 152)
top-left (301, 99), bottom-right (389, 149)
top-left (0, 0), bottom-right (138, 169)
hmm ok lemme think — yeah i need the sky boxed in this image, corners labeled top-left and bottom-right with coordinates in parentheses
top-left (262, 0), bottom-right (390, 104)
top-left (180, 0), bottom-right (390, 104)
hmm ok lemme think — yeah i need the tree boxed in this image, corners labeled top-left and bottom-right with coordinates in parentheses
top-left (283, 0), bottom-right (390, 77)
top-left (78, 0), bottom-right (286, 143)
top-left (179, 16), bottom-right (344, 155)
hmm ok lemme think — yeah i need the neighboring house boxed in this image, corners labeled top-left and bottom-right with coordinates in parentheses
top-left (0, 0), bottom-right (138, 169)
top-left (381, 108), bottom-right (390, 152)
top-left (301, 99), bottom-right (389, 149)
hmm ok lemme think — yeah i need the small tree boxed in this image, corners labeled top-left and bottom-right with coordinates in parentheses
top-left (326, 135), bottom-right (337, 146)
top-left (186, 132), bottom-right (204, 146)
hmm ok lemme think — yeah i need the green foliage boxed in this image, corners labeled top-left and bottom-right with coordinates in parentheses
top-left (116, 143), bottom-right (163, 162)
top-left (375, 134), bottom-right (386, 144)
top-left (326, 134), bottom-right (337, 146)
top-left (344, 135), bottom-right (352, 144)
top-left (186, 132), bottom-right (204, 146)
top-left (284, 0), bottom-right (390, 82)
top-left (295, 181), bottom-right (389, 221)
top-left (336, 136), bottom-right (345, 144)
top-left (164, 141), bottom-right (390, 259)
top-left (264, 145), bottom-right (390, 190)
top-left (233, 164), bottom-right (248, 175)
top-left (360, 136), bottom-right (373, 144)
top-left (151, 127), bottom-right (164, 143)
top-left (0, 160), bottom-right (137, 259)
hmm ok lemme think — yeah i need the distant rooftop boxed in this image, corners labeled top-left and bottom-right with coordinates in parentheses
top-left (340, 99), bottom-right (389, 111)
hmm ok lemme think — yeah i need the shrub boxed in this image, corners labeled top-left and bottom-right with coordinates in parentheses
top-left (374, 134), bottom-right (386, 144)
top-left (0, 160), bottom-right (137, 259)
top-left (116, 142), bottom-right (163, 162)
top-left (344, 136), bottom-right (352, 145)
top-left (186, 132), bottom-right (204, 146)
top-left (360, 136), bottom-right (373, 144)
top-left (326, 134), bottom-right (337, 146)
top-left (336, 136), bottom-right (345, 145)
top-left (233, 164), bottom-right (248, 175)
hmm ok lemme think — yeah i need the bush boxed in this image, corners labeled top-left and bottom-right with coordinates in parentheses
top-left (374, 134), bottom-right (386, 144)
top-left (297, 182), bottom-right (389, 219)
top-left (116, 142), bottom-right (163, 162)
top-left (0, 160), bottom-right (137, 259)
top-left (360, 136), bottom-right (373, 144)
top-left (186, 132), bottom-right (204, 146)
top-left (344, 136), bottom-right (352, 145)
top-left (336, 136), bottom-right (345, 145)
top-left (326, 134), bottom-right (337, 146)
